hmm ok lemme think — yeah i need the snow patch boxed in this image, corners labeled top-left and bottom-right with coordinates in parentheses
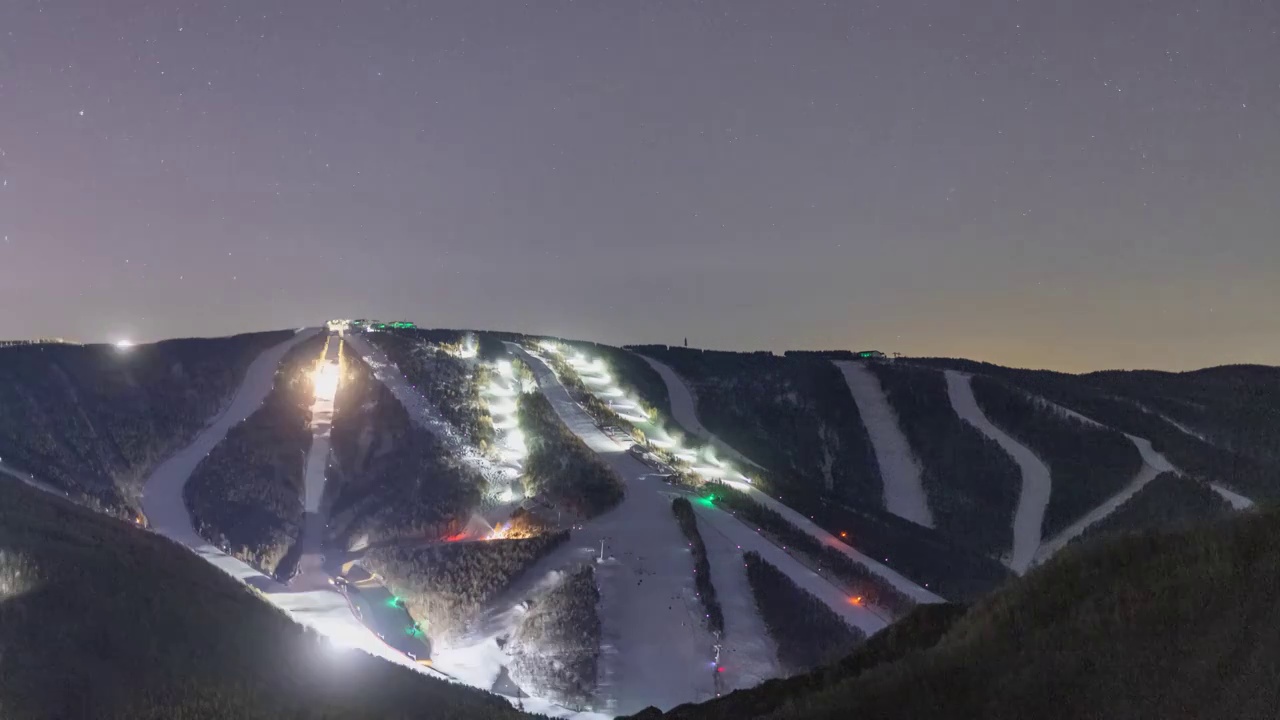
top-left (833, 361), bottom-right (934, 528)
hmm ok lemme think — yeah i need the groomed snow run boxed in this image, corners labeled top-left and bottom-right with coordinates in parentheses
top-left (722, 478), bottom-right (944, 604)
top-left (1033, 434), bottom-right (1172, 562)
top-left (136, 329), bottom-right (456, 680)
top-left (503, 343), bottom-right (717, 715)
top-left (632, 354), bottom-right (940, 604)
top-left (833, 361), bottom-right (934, 528)
top-left (1210, 484), bottom-right (1255, 510)
top-left (685, 508), bottom-right (780, 691)
top-left (342, 333), bottom-right (509, 487)
top-left (636, 354), bottom-right (765, 470)
top-left (944, 370), bottom-right (1051, 574)
top-left (688, 491), bottom-right (887, 635)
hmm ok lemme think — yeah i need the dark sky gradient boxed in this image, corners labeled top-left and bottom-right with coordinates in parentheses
top-left (2, 1), bottom-right (1277, 372)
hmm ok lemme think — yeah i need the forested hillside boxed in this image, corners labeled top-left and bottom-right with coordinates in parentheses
top-left (327, 348), bottom-right (485, 548)
top-left (970, 375), bottom-right (1143, 537)
top-left (183, 334), bottom-right (324, 576)
top-left (0, 331), bottom-right (292, 516)
top-left (367, 330), bottom-right (495, 452)
top-left (631, 505), bottom-right (1280, 720)
top-left (914, 358), bottom-right (1280, 502)
top-left (866, 364), bottom-right (1020, 557)
top-left (519, 389), bottom-right (625, 517)
top-left (630, 346), bottom-right (882, 506)
top-left (0, 479), bottom-right (532, 720)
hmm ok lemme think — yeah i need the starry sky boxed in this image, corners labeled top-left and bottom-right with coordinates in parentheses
top-left (2, 1), bottom-right (1277, 372)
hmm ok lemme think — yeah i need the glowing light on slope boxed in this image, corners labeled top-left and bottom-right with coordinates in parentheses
top-left (313, 362), bottom-right (340, 401)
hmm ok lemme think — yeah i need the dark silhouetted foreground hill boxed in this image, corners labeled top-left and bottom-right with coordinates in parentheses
top-left (0, 479), bottom-right (532, 720)
top-left (626, 508), bottom-right (1280, 719)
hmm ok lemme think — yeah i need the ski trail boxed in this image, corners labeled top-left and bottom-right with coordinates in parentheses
top-left (722, 479), bottom-right (944, 604)
top-left (690, 512), bottom-right (780, 691)
top-left (1121, 401), bottom-right (1255, 510)
top-left (635, 353), bottom-right (765, 470)
top-left (631, 354), bottom-right (939, 603)
top-left (141, 329), bottom-right (319, 551)
top-left (833, 361), bottom-right (933, 528)
top-left (1027, 392), bottom-right (1255, 562)
top-left (944, 370), bottom-right (1050, 574)
top-left (508, 344), bottom-right (718, 715)
top-left (1209, 484), bottom-right (1255, 510)
top-left (1033, 435), bottom-right (1171, 562)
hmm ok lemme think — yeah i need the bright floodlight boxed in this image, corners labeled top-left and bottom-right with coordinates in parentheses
top-left (497, 360), bottom-right (514, 379)
top-left (114, 339), bottom-right (134, 349)
top-left (313, 362), bottom-right (340, 401)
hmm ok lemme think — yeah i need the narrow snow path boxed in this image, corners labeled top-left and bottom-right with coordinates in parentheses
top-left (944, 370), bottom-right (1051, 574)
top-left (833, 361), bottom-right (934, 528)
top-left (291, 335), bottom-right (341, 591)
top-left (636, 354), bottom-right (764, 470)
top-left (1210, 484), bottom-right (1255, 510)
top-left (1124, 402), bottom-right (1255, 510)
top-left (1033, 435), bottom-right (1172, 562)
top-left (688, 511), bottom-right (780, 691)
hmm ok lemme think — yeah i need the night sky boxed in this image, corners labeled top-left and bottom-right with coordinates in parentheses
top-left (2, 1), bottom-right (1277, 371)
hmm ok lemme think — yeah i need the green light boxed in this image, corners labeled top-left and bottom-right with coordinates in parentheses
top-left (386, 596), bottom-right (402, 609)
top-left (696, 496), bottom-right (715, 508)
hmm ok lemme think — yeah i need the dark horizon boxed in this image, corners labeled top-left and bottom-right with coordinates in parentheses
top-left (8, 320), bottom-right (1276, 376)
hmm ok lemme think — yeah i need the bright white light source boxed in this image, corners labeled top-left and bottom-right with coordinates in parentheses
top-left (114, 339), bottom-right (134, 350)
top-left (497, 360), bottom-right (513, 379)
top-left (313, 362), bottom-right (340, 401)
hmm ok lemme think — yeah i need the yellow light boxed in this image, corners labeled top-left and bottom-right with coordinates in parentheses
top-left (313, 362), bottom-right (340, 401)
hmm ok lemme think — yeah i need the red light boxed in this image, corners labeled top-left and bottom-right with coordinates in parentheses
top-left (839, 531), bottom-right (848, 538)
top-left (716, 666), bottom-right (725, 673)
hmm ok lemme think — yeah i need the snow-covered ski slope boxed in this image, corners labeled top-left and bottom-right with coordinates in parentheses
top-left (636, 354), bottom-right (764, 470)
top-left (944, 370), bottom-right (1051, 574)
top-left (506, 343), bottom-right (719, 715)
top-left (332, 337), bottom-right (608, 718)
top-left (641, 354), bottom-right (941, 604)
top-left (686, 505), bottom-right (780, 691)
top-left (291, 334), bottom-right (341, 591)
top-left (342, 333), bottom-right (509, 486)
top-left (136, 329), bottom-right (438, 673)
top-left (1034, 434), bottom-right (1173, 561)
top-left (833, 361), bottom-right (934, 528)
